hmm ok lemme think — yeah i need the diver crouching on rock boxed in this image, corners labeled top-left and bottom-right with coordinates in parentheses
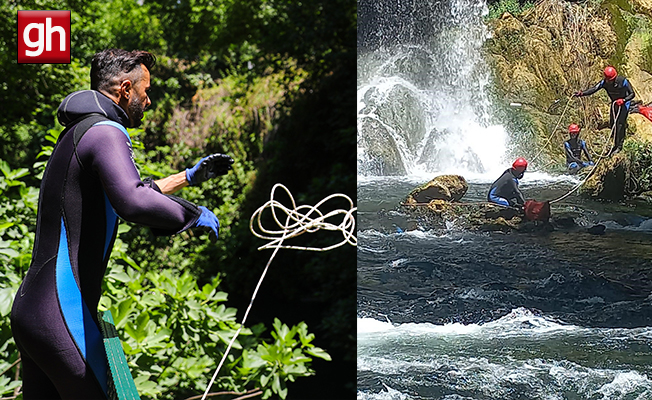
top-left (564, 123), bottom-right (594, 175)
top-left (488, 157), bottom-right (528, 208)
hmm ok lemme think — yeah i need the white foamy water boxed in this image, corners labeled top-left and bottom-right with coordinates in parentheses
top-left (357, 0), bottom-right (509, 179)
top-left (358, 309), bottom-right (652, 400)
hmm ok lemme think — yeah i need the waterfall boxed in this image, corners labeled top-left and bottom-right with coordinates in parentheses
top-left (357, 0), bottom-right (509, 179)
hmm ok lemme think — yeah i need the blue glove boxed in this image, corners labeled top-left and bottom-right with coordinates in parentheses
top-left (186, 153), bottom-right (234, 185)
top-left (194, 206), bottom-right (220, 239)
top-left (588, 161), bottom-right (595, 166)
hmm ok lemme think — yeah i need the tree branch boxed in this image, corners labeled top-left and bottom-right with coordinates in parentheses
top-left (183, 388), bottom-right (262, 400)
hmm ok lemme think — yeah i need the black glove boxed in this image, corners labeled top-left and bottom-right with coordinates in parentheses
top-left (186, 153), bottom-right (234, 185)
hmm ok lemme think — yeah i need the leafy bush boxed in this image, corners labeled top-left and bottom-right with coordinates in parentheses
top-left (487, 0), bottom-right (534, 20)
top-left (0, 160), bottom-right (36, 398)
top-left (624, 139), bottom-right (652, 195)
top-left (101, 257), bottom-right (330, 399)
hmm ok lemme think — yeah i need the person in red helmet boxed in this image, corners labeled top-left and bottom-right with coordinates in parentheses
top-left (564, 123), bottom-right (594, 175)
top-left (487, 157), bottom-right (527, 207)
top-left (573, 66), bottom-right (635, 155)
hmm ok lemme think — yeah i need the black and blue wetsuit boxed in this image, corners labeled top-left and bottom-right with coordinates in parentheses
top-left (580, 76), bottom-right (635, 152)
top-left (564, 137), bottom-right (593, 175)
top-left (11, 90), bottom-right (201, 399)
top-left (488, 168), bottom-right (525, 207)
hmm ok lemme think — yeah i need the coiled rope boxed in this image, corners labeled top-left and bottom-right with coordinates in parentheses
top-left (200, 184), bottom-right (357, 400)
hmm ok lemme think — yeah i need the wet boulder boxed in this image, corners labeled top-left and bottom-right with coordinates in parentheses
top-left (398, 201), bottom-right (528, 232)
top-left (358, 118), bottom-right (407, 175)
top-left (587, 224), bottom-right (606, 235)
top-left (405, 175), bottom-right (468, 204)
top-left (582, 153), bottom-right (629, 201)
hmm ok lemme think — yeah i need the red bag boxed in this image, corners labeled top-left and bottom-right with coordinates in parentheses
top-left (637, 105), bottom-right (652, 123)
top-left (524, 200), bottom-right (551, 222)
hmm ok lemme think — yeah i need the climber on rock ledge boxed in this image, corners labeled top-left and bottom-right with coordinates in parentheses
top-left (573, 66), bottom-right (635, 156)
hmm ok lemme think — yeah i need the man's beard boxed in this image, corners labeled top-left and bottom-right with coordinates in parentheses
top-left (128, 93), bottom-right (146, 128)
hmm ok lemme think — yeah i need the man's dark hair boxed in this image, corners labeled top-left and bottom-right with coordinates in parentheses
top-left (90, 49), bottom-right (156, 92)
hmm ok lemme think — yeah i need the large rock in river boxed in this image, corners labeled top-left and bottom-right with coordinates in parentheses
top-left (404, 175), bottom-right (468, 204)
top-left (582, 153), bottom-right (629, 201)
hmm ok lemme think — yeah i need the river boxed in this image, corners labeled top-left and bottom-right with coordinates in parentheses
top-left (356, 0), bottom-right (652, 399)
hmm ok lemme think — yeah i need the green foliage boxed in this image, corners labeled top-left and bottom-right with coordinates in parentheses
top-left (100, 260), bottom-right (244, 397)
top-left (106, 226), bottom-right (330, 399)
top-left (487, 0), bottom-right (534, 20)
top-left (624, 139), bottom-right (652, 195)
top-left (242, 319), bottom-right (331, 399)
top-left (0, 160), bottom-right (35, 397)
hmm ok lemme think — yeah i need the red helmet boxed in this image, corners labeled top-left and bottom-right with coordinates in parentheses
top-left (512, 157), bottom-right (528, 172)
top-left (569, 123), bottom-right (580, 135)
top-left (604, 66), bottom-right (617, 81)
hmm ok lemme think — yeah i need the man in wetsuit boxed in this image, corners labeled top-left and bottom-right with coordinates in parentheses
top-left (11, 49), bottom-right (233, 399)
top-left (573, 66), bottom-right (635, 155)
top-left (488, 157), bottom-right (527, 207)
top-left (564, 123), bottom-right (594, 175)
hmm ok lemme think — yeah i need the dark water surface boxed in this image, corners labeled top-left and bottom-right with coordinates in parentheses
top-left (357, 177), bottom-right (652, 400)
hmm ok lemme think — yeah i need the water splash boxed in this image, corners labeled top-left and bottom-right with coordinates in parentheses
top-left (358, 309), bottom-right (652, 400)
top-left (358, 0), bottom-right (509, 178)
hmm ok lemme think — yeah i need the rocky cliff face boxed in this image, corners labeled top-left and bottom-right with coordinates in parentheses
top-left (486, 0), bottom-right (652, 199)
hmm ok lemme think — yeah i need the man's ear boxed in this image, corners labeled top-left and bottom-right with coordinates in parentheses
top-left (119, 79), bottom-right (133, 99)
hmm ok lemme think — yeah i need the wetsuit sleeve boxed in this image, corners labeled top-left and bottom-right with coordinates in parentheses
top-left (580, 81), bottom-right (603, 97)
top-left (623, 79), bottom-right (635, 102)
top-left (77, 125), bottom-right (200, 235)
top-left (510, 179), bottom-right (525, 206)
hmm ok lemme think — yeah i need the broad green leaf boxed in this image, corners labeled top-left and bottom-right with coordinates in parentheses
top-left (0, 288), bottom-right (17, 316)
top-left (305, 347), bottom-right (331, 361)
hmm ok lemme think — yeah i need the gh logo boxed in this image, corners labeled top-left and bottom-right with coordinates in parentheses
top-left (18, 11), bottom-right (71, 64)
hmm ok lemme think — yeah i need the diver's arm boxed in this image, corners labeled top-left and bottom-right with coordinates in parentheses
top-left (579, 81), bottom-right (603, 97)
top-left (80, 125), bottom-right (200, 234)
top-left (623, 79), bottom-right (635, 103)
top-left (155, 172), bottom-right (189, 195)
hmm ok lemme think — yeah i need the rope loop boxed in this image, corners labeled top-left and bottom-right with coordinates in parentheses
top-left (250, 183), bottom-right (357, 251)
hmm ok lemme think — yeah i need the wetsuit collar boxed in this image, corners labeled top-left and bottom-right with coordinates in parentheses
top-left (57, 90), bottom-right (131, 128)
top-left (510, 168), bottom-right (524, 180)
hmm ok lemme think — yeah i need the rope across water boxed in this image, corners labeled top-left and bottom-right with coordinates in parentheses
top-left (200, 184), bottom-right (357, 400)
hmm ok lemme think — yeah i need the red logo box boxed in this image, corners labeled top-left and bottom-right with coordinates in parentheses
top-left (17, 10), bottom-right (71, 64)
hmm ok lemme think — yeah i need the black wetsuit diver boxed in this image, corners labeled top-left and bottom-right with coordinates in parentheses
top-left (487, 158), bottom-right (527, 207)
top-left (564, 137), bottom-right (594, 174)
top-left (575, 67), bottom-right (635, 154)
top-left (11, 90), bottom-right (202, 398)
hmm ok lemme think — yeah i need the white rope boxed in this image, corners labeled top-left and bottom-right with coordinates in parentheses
top-left (250, 183), bottom-right (357, 251)
top-left (200, 184), bottom-right (357, 400)
top-left (529, 96), bottom-right (573, 167)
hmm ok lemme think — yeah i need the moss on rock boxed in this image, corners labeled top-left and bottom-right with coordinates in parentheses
top-left (406, 175), bottom-right (469, 204)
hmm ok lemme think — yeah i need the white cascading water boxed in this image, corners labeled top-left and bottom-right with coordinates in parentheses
top-left (357, 0), bottom-right (509, 180)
